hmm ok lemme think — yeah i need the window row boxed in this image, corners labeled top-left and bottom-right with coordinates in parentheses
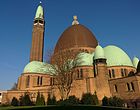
top-left (49, 69), bottom-right (84, 86)
top-left (25, 68), bottom-right (84, 87)
top-left (126, 82), bottom-right (135, 91)
top-left (26, 76), bottom-right (43, 88)
top-left (108, 68), bottom-right (128, 78)
top-left (109, 69), bottom-right (115, 78)
top-left (113, 82), bottom-right (135, 93)
top-left (77, 69), bottom-right (83, 79)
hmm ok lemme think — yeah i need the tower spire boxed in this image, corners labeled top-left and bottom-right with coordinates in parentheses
top-left (30, 3), bottom-right (45, 62)
top-left (35, 2), bottom-right (44, 19)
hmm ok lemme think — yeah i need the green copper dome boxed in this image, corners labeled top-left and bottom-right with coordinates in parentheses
top-left (94, 45), bottom-right (105, 60)
top-left (76, 52), bottom-right (93, 66)
top-left (104, 45), bottom-right (133, 67)
top-left (23, 61), bottom-right (55, 75)
top-left (133, 57), bottom-right (139, 68)
top-left (35, 5), bottom-right (44, 19)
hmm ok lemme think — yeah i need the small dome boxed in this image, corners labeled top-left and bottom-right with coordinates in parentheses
top-left (23, 61), bottom-right (55, 75)
top-left (104, 45), bottom-right (133, 67)
top-left (133, 57), bottom-right (139, 68)
top-left (54, 24), bottom-right (98, 54)
top-left (94, 45), bottom-right (105, 60)
top-left (35, 5), bottom-right (44, 19)
top-left (76, 52), bottom-right (93, 66)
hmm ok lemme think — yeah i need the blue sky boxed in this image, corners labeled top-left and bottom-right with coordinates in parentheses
top-left (0, 0), bottom-right (140, 90)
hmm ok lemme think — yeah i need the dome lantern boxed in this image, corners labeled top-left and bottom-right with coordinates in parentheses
top-left (94, 44), bottom-right (105, 60)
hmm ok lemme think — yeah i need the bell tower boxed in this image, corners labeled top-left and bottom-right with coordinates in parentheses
top-left (30, 2), bottom-right (45, 62)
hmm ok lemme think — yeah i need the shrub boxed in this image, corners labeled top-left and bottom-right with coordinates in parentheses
top-left (36, 92), bottom-right (45, 106)
top-left (102, 96), bottom-right (124, 107)
top-left (81, 93), bottom-right (96, 105)
top-left (102, 96), bottom-right (109, 106)
top-left (109, 96), bottom-right (124, 107)
top-left (40, 94), bottom-right (45, 105)
top-left (67, 95), bottom-right (79, 105)
top-left (47, 94), bottom-right (57, 105)
top-left (19, 93), bottom-right (33, 106)
top-left (11, 97), bottom-right (19, 106)
top-left (93, 92), bottom-right (99, 105)
top-left (57, 95), bottom-right (80, 106)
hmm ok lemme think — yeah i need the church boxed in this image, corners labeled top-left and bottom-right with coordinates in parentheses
top-left (2, 3), bottom-right (140, 108)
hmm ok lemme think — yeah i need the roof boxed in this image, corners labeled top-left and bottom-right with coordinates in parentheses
top-left (133, 57), bottom-right (139, 68)
top-left (35, 5), bottom-right (44, 19)
top-left (54, 24), bottom-right (98, 54)
top-left (94, 45), bottom-right (105, 60)
top-left (104, 45), bottom-right (133, 67)
top-left (23, 61), bottom-right (55, 75)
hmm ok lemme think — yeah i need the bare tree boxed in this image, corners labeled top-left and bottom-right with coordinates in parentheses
top-left (48, 50), bottom-right (81, 100)
top-left (45, 48), bottom-right (54, 63)
top-left (11, 83), bottom-right (17, 90)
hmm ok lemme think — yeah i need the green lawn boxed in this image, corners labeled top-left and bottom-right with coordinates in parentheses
top-left (0, 105), bottom-right (137, 110)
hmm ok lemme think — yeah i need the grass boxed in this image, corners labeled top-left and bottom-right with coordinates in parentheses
top-left (0, 105), bottom-right (138, 110)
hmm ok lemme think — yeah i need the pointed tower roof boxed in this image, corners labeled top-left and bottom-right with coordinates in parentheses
top-left (133, 57), bottom-right (139, 68)
top-left (35, 2), bottom-right (44, 19)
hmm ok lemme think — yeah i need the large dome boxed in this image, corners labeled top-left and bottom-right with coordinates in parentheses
top-left (54, 24), bottom-right (98, 53)
top-left (104, 45), bottom-right (133, 67)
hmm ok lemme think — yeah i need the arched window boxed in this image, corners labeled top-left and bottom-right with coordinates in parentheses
top-left (26, 76), bottom-right (30, 88)
top-left (127, 83), bottom-right (130, 91)
top-left (112, 69), bottom-right (115, 78)
top-left (131, 82), bottom-right (135, 91)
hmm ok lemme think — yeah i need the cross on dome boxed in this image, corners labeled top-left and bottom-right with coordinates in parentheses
top-left (72, 15), bottom-right (79, 25)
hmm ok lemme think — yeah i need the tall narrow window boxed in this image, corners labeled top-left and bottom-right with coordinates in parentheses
top-left (112, 69), bottom-right (115, 78)
top-left (121, 69), bottom-right (124, 77)
top-left (26, 76), bottom-right (30, 88)
top-left (50, 77), bottom-right (53, 86)
top-left (124, 69), bottom-right (127, 76)
top-left (40, 76), bottom-right (43, 85)
top-left (131, 82), bottom-right (135, 91)
top-left (109, 70), bottom-right (111, 78)
top-left (114, 84), bottom-right (118, 92)
top-left (127, 83), bottom-right (130, 91)
top-left (37, 76), bottom-right (40, 85)
top-left (80, 69), bottom-right (83, 78)
top-left (77, 69), bottom-right (80, 79)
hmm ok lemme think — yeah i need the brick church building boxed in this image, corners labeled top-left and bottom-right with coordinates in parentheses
top-left (2, 3), bottom-right (140, 108)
